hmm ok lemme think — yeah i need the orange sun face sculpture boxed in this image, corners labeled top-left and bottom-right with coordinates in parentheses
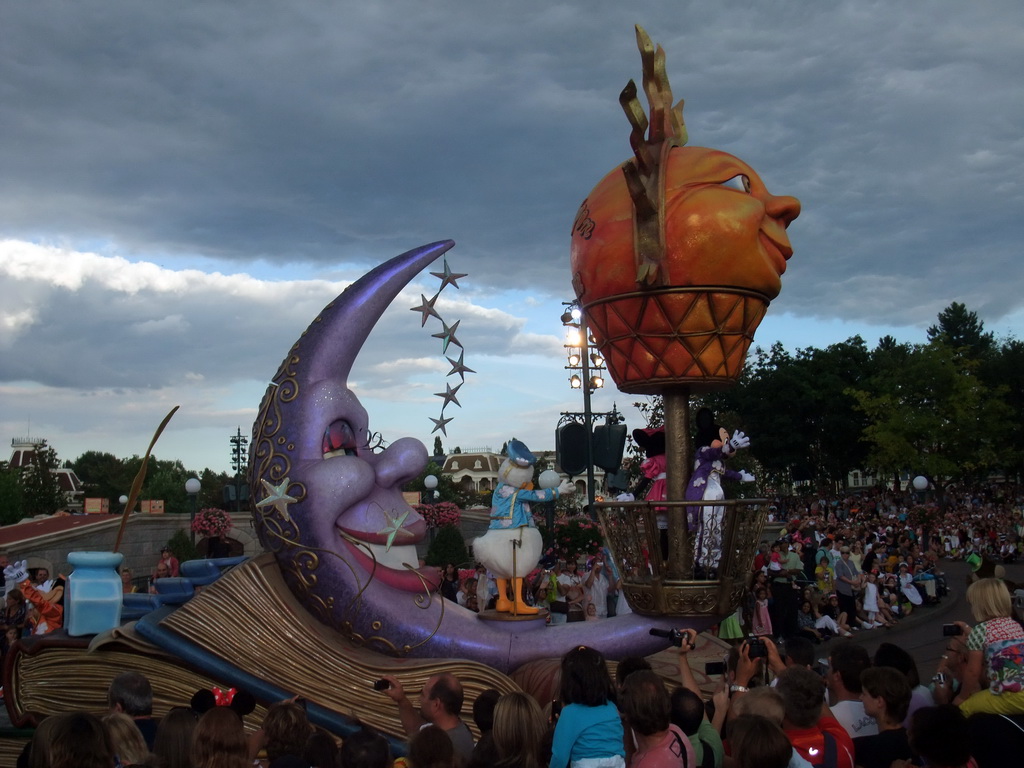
top-left (570, 28), bottom-right (800, 395)
top-left (575, 146), bottom-right (800, 301)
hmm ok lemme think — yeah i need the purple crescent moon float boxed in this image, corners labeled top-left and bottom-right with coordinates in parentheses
top-left (248, 241), bottom-right (680, 673)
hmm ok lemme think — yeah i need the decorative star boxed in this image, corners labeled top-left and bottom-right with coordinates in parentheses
top-left (430, 414), bottom-right (454, 435)
top-left (445, 350), bottom-right (476, 381)
top-left (434, 382), bottom-right (462, 410)
top-left (410, 293), bottom-right (441, 327)
top-left (430, 259), bottom-right (467, 291)
top-left (378, 509), bottom-right (411, 551)
top-left (256, 477), bottom-right (298, 522)
top-left (431, 319), bottom-right (462, 353)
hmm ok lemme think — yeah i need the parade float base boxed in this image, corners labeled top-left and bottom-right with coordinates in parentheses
top-left (2, 554), bottom-right (730, 754)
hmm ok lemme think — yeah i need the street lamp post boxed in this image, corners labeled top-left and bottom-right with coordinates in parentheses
top-left (185, 477), bottom-right (201, 546)
top-left (118, 494), bottom-right (128, 514)
top-left (424, 474), bottom-right (440, 500)
top-left (562, 302), bottom-right (605, 514)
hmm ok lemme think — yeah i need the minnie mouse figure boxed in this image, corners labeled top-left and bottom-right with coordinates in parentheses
top-left (686, 408), bottom-right (754, 578)
top-left (630, 426), bottom-right (670, 558)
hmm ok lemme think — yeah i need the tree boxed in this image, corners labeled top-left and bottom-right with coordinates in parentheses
top-left (926, 302), bottom-right (994, 360)
top-left (433, 436), bottom-right (444, 457)
top-left (20, 440), bottom-right (68, 517)
top-left (850, 341), bottom-right (1010, 496)
top-left (0, 463), bottom-right (25, 526)
top-left (71, 450), bottom-right (132, 506)
top-left (424, 525), bottom-right (471, 567)
top-left (406, 461), bottom-right (474, 507)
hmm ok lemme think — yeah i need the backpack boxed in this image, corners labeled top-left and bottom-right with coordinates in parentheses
top-left (789, 729), bottom-right (838, 768)
top-left (698, 738), bottom-right (715, 768)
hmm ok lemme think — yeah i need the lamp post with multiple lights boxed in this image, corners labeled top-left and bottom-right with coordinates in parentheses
top-left (561, 301), bottom-right (606, 512)
top-left (185, 477), bottom-right (201, 545)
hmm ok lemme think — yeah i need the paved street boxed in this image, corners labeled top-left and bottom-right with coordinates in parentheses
top-left (820, 558), bottom-right (1024, 679)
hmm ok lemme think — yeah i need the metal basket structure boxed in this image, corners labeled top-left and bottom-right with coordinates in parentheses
top-left (598, 497), bottom-right (768, 617)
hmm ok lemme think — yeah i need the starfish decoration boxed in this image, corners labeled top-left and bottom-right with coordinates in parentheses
top-left (431, 319), bottom-right (462, 353)
top-left (430, 413), bottom-right (454, 435)
top-left (434, 382), bottom-right (462, 410)
top-left (446, 350), bottom-right (476, 382)
top-left (256, 477), bottom-right (298, 522)
top-left (378, 508), bottom-right (411, 551)
top-left (410, 293), bottom-right (441, 327)
top-left (430, 259), bottom-right (467, 291)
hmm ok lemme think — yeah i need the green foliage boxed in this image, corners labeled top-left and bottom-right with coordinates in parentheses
top-left (406, 461), bottom-right (475, 508)
top-left (926, 301), bottom-right (994, 359)
top-left (20, 440), bottom-right (68, 516)
top-left (424, 525), bottom-right (470, 568)
top-left (0, 463), bottom-right (25, 526)
top-left (850, 341), bottom-right (1010, 488)
top-left (166, 528), bottom-right (201, 562)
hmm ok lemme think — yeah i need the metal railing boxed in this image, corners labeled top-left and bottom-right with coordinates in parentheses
top-left (597, 497), bottom-right (768, 617)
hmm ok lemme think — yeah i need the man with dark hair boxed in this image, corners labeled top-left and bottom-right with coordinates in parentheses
top-left (762, 635), bottom-right (815, 686)
top-left (107, 671), bottom-right (158, 748)
top-left (827, 642), bottom-right (877, 739)
top-left (852, 667), bottom-right (913, 768)
top-left (340, 726), bottom-right (392, 768)
top-left (776, 666), bottom-right (854, 768)
top-left (620, 670), bottom-right (695, 768)
top-left (616, 656), bottom-right (653, 688)
top-left (380, 672), bottom-right (474, 763)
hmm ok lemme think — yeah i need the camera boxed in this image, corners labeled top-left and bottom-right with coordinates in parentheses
top-left (747, 638), bottom-right (767, 658)
top-left (372, 679), bottom-right (391, 691)
top-left (942, 624), bottom-right (962, 637)
top-left (705, 661), bottom-right (727, 676)
top-left (649, 628), bottom-right (690, 648)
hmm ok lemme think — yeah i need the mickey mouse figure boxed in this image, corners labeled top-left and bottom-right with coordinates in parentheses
top-left (686, 408), bottom-right (754, 578)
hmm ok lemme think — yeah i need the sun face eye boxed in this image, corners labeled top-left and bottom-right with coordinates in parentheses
top-left (323, 419), bottom-right (359, 457)
top-left (721, 174), bottom-right (751, 193)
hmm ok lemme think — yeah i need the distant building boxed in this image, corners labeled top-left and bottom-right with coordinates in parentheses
top-left (8, 437), bottom-right (85, 512)
top-left (441, 450), bottom-right (603, 502)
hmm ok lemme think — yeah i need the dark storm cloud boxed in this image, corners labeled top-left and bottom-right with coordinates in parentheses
top-left (1, 0), bottom-right (1022, 329)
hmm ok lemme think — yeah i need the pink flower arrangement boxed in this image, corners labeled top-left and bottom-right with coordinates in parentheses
top-left (537, 515), bottom-right (604, 562)
top-left (192, 507), bottom-right (232, 538)
top-left (416, 501), bottom-right (462, 529)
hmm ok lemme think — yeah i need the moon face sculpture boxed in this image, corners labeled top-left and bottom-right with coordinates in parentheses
top-left (249, 242), bottom-right (683, 673)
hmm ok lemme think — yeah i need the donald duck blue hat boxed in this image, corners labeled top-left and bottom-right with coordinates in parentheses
top-left (507, 439), bottom-right (536, 467)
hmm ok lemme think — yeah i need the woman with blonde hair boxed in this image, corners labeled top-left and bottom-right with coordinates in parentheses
top-left (492, 691), bottom-right (547, 768)
top-left (103, 711), bottom-right (152, 767)
top-left (937, 577), bottom-right (1024, 715)
top-left (193, 707), bottom-right (250, 768)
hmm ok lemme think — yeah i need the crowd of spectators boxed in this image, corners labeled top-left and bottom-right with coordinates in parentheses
top-left (11, 480), bottom-right (1024, 768)
top-left (19, 607), bottom-right (1021, 768)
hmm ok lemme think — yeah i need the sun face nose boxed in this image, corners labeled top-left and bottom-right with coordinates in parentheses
top-left (765, 194), bottom-right (801, 228)
top-left (373, 437), bottom-right (428, 490)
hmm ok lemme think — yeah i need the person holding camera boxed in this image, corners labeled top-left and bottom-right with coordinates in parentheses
top-left (377, 673), bottom-right (475, 763)
top-left (672, 628), bottom-right (726, 768)
top-left (934, 577), bottom-right (1024, 715)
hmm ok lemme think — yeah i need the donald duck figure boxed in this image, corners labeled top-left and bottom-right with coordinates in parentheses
top-left (473, 439), bottom-right (576, 615)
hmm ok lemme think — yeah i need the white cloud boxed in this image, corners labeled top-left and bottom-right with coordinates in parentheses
top-left (1, 1), bottom-right (1023, 472)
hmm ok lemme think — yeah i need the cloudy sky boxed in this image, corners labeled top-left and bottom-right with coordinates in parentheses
top-left (1, 1), bottom-right (1022, 480)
